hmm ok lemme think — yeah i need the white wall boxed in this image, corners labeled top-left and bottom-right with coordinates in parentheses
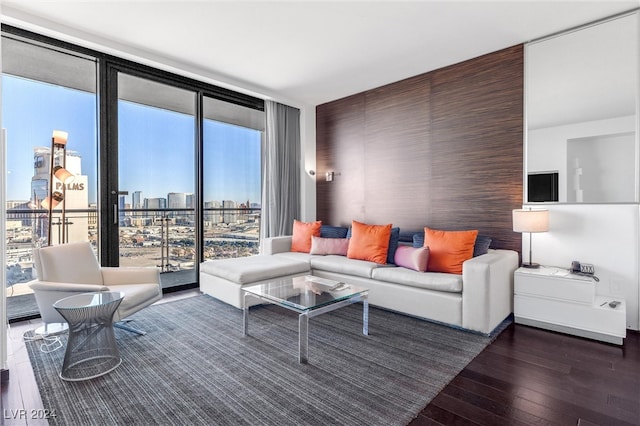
top-left (527, 115), bottom-right (636, 203)
top-left (522, 204), bottom-right (639, 330)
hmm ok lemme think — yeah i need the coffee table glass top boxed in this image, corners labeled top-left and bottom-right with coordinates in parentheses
top-left (243, 275), bottom-right (368, 312)
top-left (53, 291), bottom-right (124, 311)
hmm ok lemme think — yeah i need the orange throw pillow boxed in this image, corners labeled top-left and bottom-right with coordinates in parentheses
top-left (347, 221), bottom-right (392, 264)
top-left (423, 227), bottom-right (478, 274)
top-left (291, 220), bottom-right (322, 253)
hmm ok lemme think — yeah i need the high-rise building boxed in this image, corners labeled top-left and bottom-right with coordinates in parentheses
top-left (132, 191), bottom-right (143, 209)
top-left (31, 147), bottom-right (89, 245)
top-left (144, 198), bottom-right (167, 210)
top-left (167, 192), bottom-right (186, 207)
top-left (167, 192), bottom-right (187, 219)
top-left (119, 195), bottom-right (126, 225)
top-left (204, 200), bottom-right (221, 223)
top-left (222, 200), bottom-right (237, 224)
top-left (6, 200), bottom-right (32, 227)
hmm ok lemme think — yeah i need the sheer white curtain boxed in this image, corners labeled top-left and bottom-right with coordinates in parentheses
top-left (260, 100), bottom-right (301, 239)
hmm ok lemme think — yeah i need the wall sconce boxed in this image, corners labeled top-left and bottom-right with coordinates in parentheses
top-left (326, 171), bottom-right (334, 182)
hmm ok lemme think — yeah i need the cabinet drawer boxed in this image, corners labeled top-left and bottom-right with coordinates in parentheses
top-left (514, 294), bottom-right (626, 340)
top-left (515, 272), bottom-right (594, 304)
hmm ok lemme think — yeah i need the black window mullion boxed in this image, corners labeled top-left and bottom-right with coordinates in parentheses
top-left (195, 92), bottom-right (205, 269)
top-left (100, 61), bottom-right (120, 266)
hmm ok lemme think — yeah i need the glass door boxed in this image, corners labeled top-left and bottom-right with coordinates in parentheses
top-left (116, 72), bottom-right (197, 289)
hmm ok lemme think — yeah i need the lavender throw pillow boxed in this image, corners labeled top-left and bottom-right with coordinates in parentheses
top-left (394, 246), bottom-right (429, 272)
top-left (310, 236), bottom-right (349, 256)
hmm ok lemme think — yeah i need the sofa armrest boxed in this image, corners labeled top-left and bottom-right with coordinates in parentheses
top-left (261, 236), bottom-right (292, 255)
top-left (462, 249), bottom-right (519, 334)
top-left (101, 267), bottom-right (160, 285)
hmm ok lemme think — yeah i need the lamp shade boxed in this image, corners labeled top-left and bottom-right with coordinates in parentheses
top-left (512, 209), bottom-right (549, 233)
top-left (41, 191), bottom-right (64, 210)
top-left (53, 166), bottom-right (75, 184)
top-left (52, 130), bottom-right (68, 146)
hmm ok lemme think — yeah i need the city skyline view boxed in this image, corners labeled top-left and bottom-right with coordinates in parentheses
top-left (3, 33), bottom-right (263, 305)
top-left (3, 74), bottom-right (262, 206)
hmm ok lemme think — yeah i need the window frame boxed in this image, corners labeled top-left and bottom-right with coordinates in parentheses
top-left (2, 24), bottom-right (265, 285)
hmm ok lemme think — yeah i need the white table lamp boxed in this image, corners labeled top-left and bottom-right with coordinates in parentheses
top-left (513, 209), bottom-right (549, 268)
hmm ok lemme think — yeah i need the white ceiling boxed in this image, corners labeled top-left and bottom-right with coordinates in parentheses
top-left (1, 1), bottom-right (638, 106)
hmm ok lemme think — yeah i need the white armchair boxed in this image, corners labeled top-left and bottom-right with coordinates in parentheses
top-left (29, 242), bottom-right (162, 335)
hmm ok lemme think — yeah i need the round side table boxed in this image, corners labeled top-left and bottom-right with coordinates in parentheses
top-left (53, 291), bottom-right (124, 381)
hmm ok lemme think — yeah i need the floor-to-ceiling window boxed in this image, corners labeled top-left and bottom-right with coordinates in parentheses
top-left (2, 26), bottom-right (265, 319)
top-left (116, 73), bottom-right (197, 288)
top-left (202, 96), bottom-right (264, 261)
top-left (1, 34), bottom-right (98, 320)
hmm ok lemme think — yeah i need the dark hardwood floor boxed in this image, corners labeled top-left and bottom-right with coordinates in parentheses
top-left (3, 292), bottom-right (639, 426)
top-left (413, 324), bottom-right (640, 426)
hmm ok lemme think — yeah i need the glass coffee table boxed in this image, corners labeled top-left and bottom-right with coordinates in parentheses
top-left (242, 275), bottom-right (369, 363)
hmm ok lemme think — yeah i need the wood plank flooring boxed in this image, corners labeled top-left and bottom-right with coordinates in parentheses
top-left (3, 292), bottom-right (639, 426)
top-left (412, 324), bottom-right (640, 426)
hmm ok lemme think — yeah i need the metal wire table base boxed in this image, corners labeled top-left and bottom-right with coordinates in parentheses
top-left (55, 294), bottom-right (123, 381)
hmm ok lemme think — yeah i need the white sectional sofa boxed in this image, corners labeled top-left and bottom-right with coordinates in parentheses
top-left (200, 235), bottom-right (519, 335)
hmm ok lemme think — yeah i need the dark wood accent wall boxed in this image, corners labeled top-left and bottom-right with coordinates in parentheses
top-left (316, 45), bottom-right (524, 252)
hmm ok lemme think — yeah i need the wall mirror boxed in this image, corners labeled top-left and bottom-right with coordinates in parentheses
top-left (526, 11), bottom-right (639, 203)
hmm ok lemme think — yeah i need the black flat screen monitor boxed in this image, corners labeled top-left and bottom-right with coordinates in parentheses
top-left (528, 172), bottom-right (558, 202)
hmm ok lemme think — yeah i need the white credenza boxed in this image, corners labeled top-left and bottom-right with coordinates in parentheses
top-left (514, 266), bottom-right (626, 345)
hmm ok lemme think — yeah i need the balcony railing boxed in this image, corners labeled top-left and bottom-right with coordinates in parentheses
top-left (6, 207), bottom-right (261, 291)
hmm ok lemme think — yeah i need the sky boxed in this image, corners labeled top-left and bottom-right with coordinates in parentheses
top-left (2, 75), bottom-right (262, 206)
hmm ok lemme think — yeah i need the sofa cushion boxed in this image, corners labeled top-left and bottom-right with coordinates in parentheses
top-left (423, 227), bottom-right (478, 274)
top-left (348, 224), bottom-right (400, 264)
top-left (386, 226), bottom-right (401, 264)
top-left (372, 267), bottom-right (463, 293)
top-left (310, 255), bottom-right (381, 279)
top-left (200, 255), bottom-right (309, 284)
top-left (394, 246), bottom-right (429, 272)
top-left (272, 251), bottom-right (317, 263)
top-left (472, 235), bottom-right (492, 257)
top-left (398, 230), bottom-right (421, 243)
top-left (320, 225), bottom-right (349, 238)
top-left (414, 233), bottom-right (492, 257)
top-left (291, 220), bottom-right (321, 253)
top-left (347, 221), bottom-right (392, 264)
top-left (310, 236), bottom-right (349, 255)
